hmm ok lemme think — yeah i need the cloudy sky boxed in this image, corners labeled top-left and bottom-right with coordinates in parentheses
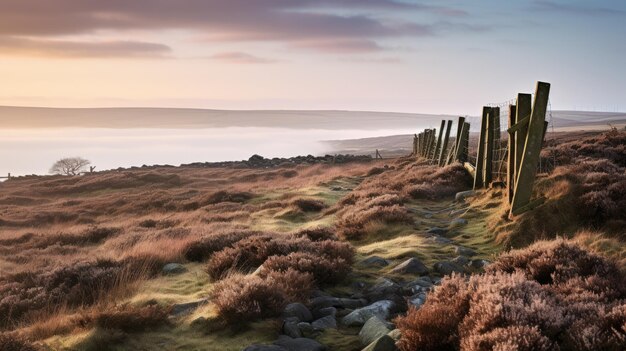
top-left (0, 0), bottom-right (624, 114)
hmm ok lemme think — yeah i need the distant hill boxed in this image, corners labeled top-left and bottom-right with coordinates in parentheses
top-left (2, 106), bottom-right (623, 131)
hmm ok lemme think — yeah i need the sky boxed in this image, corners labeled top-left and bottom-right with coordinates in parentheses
top-left (0, 0), bottom-right (624, 114)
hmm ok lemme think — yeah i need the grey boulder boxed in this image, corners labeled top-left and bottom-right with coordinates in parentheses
top-left (342, 300), bottom-right (395, 327)
top-left (283, 303), bottom-right (313, 322)
top-left (362, 335), bottom-right (398, 351)
top-left (434, 261), bottom-right (464, 276)
top-left (311, 315), bottom-right (337, 330)
top-left (359, 316), bottom-right (393, 346)
top-left (389, 258), bottom-right (428, 275)
top-left (162, 263), bottom-right (186, 275)
top-left (273, 336), bottom-right (326, 351)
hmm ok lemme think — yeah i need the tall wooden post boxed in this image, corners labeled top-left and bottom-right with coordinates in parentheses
top-left (418, 132), bottom-right (424, 157)
top-left (457, 122), bottom-right (470, 162)
top-left (484, 107), bottom-right (498, 186)
top-left (439, 120), bottom-right (453, 166)
top-left (448, 116), bottom-right (466, 165)
top-left (474, 107), bottom-right (490, 189)
top-left (434, 120), bottom-right (445, 162)
top-left (507, 104), bottom-right (517, 203)
top-left (426, 129), bottom-right (435, 160)
top-left (515, 94), bottom-right (532, 186)
top-left (510, 82), bottom-right (551, 216)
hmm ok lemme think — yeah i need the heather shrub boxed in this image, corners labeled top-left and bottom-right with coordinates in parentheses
top-left (184, 230), bottom-right (258, 262)
top-left (212, 269), bottom-right (313, 324)
top-left (396, 240), bottom-right (626, 351)
top-left (0, 333), bottom-right (39, 351)
top-left (0, 260), bottom-right (123, 328)
top-left (291, 198), bottom-right (327, 212)
top-left (404, 164), bottom-right (473, 200)
top-left (337, 205), bottom-right (413, 240)
top-left (261, 252), bottom-right (350, 285)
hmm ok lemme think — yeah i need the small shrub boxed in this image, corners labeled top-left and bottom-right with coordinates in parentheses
top-left (261, 252), bottom-right (350, 285)
top-left (291, 227), bottom-right (337, 242)
top-left (184, 231), bottom-right (257, 262)
top-left (337, 205), bottom-right (413, 240)
top-left (212, 269), bottom-right (313, 324)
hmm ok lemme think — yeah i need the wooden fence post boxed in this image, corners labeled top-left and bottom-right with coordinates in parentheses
top-left (474, 107), bottom-right (490, 189)
top-left (510, 82), bottom-right (551, 216)
top-left (434, 120), bottom-right (445, 162)
top-left (507, 104), bottom-right (517, 202)
top-left (447, 116), bottom-right (466, 165)
top-left (515, 93), bottom-right (532, 187)
top-left (426, 129), bottom-right (434, 159)
top-left (457, 122), bottom-right (470, 162)
top-left (439, 120), bottom-right (453, 166)
top-left (484, 107), bottom-right (498, 186)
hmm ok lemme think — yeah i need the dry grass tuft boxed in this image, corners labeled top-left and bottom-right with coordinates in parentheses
top-left (0, 332), bottom-right (40, 351)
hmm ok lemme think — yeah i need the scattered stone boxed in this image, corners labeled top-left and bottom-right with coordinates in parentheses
top-left (452, 255), bottom-right (470, 266)
top-left (273, 336), bottom-right (326, 351)
top-left (284, 303), bottom-right (313, 322)
top-left (362, 335), bottom-right (398, 351)
top-left (283, 320), bottom-right (302, 338)
top-left (162, 263), bottom-right (186, 275)
top-left (244, 345), bottom-right (287, 351)
top-left (408, 292), bottom-right (427, 309)
top-left (404, 277), bottom-right (433, 294)
top-left (450, 218), bottom-right (468, 226)
top-left (469, 259), bottom-right (490, 269)
top-left (342, 300), bottom-right (395, 327)
top-left (297, 322), bottom-right (316, 338)
top-left (170, 299), bottom-right (207, 317)
top-left (434, 261), bottom-right (464, 276)
top-left (389, 258), bottom-right (428, 275)
top-left (361, 256), bottom-right (391, 268)
top-left (427, 235), bottom-right (452, 244)
top-left (426, 227), bottom-right (448, 235)
top-left (365, 279), bottom-right (403, 304)
top-left (455, 190), bottom-right (476, 202)
top-left (311, 315), bottom-right (337, 330)
top-left (454, 246), bottom-right (477, 257)
top-left (313, 307), bottom-right (337, 320)
top-left (310, 296), bottom-right (366, 310)
top-left (359, 316), bottom-right (393, 346)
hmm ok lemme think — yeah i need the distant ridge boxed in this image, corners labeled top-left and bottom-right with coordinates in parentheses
top-left (0, 106), bottom-right (623, 131)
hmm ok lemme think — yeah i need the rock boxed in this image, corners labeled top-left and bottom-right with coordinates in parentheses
top-left (469, 259), bottom-right (490, 269)
top-left (310, 296), bottom-right (366, 310)
top-left (408, 292), bottom-right (427, 309)
top-left (297, 322), bottom-right (316, 338)
top-left (455, 190), bottom-right (476, 202)
top-left (283, 303), bottom-right (313, 322)
top-left (170, 299), bottom-right (207, 317)
top-left (454, 246), bottom-right (477, 257)
top-left (362, 335), bottom-right (398, 351)
top-left (365, 279), bottom-right (403, 305)
top-left (450, 218), bottom-right (468, 226)
top-left (404, 277), bottom-right (433, 294)
top-left (434, 261), bottom-right (464, 276)
top-left (426, 227), bottom-right (448, 235)
top-left (389, 258), bottom-right (428, 275)
top-left (359, 316), bottom-right (393, 346)
top-left (427, 235), bottom-right (452, 244)
top-left (311, 315), bottom-right (337, 330)
top-left (162, 263), bottom-right (186, 275)
top-left (342, 300), bottom-right (395, 327)
top-left (452, 256), bottom-right (470, 266)
top-left (387, 329), bottom-right (402, 341)
top-left (361, 256), bottom-right (390, 268)
top-left (243, 345), bottom-right (287, 351)
top-left (273, 336), bottom-right (326, 351)
top-left (313, 307), bottom-right (337, 320)
top-left (283, 318), bottom-right (302, 338)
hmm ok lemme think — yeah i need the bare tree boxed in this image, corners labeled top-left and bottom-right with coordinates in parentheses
top-left (49, 157), bottom-right (91, 176)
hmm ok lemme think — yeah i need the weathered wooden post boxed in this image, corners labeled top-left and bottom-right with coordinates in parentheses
top-left (418, 132), bottom-right (424, 157)
top-left (439, 120), bottom-right (453, 166)
top-left (514, 94), bottom-right (532, 186)
top-left (447, 116), bottom-right (466, 165)
top-left (507, 104), bottom-right (517, 202)
top-left (484, 107), bottom-right (498, 186)
top-left (425, 129), bottom-right (434, 159)
top-left (510, 82), bottom-right (551, 216)
top-left (434, 120), bottom-right (445, 162)
top-left (457, 122), bottom-right (470, 162)
top-left (474, 107), bottom-right (490, 189)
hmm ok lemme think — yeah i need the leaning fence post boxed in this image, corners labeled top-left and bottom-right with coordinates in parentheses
top-left (434, 120), bottom-right (445, 162)
top-left (447, 116), bottom-right (466, 165)
top-left (510, 82), bottom-right (551, 216)
top-left (515, 93), bottom-right (532, 188)
top-left (474, 107), bottom-right (489, 189)
top-left (507, 104), bottom-right (517, 203)
top-left (439, 120), bottom-right (453, 166)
